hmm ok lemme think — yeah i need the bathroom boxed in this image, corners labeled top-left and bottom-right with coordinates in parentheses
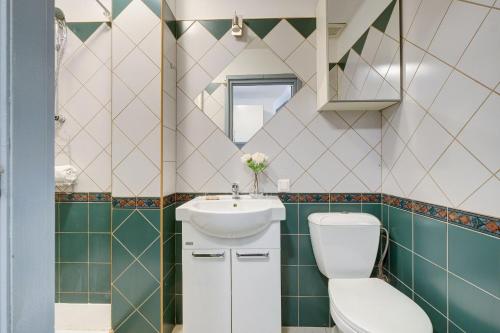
top-left (0, 0), bottom-right (499, 332)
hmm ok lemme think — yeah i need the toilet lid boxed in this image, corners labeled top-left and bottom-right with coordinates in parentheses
top-left (329, 278), bottom-right (432, 333)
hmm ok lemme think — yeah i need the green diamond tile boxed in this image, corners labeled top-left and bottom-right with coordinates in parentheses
top-left (287, 18), bottom-right (316, 38)
top-left (176, 21), bottom-right (194, 39)
top-left (113, 209), bottom-right (134, 230)
top-left (116, 310), bottom-right (156, 333)
top-left (199, 20), bottom-right (232, 40)
top-left (113, 0), bottom-right (133, 19)
top-left (112, 286), bottom-right (134, 328)
top-left (138, 237), bottom-right (161, 281)
top-left (139, 209), bottom-right (160, 231)
top-left (114, 261), bottom-right (158, 308)
top-left (244, 19), bottom-right (281, 39)
top-left (164, 295), bottom-right (175, 328)
top-left (372, 0), bottom-right (398, 33)
top-left (139, 289), bottom-right (161, 331)
top-left (60, 233), bottom-right (88, 262)
top-left (112, 237), bottom-right (135, 280)
top-left (141, 0), bottom-right (161, 18)
top-left (60, 203), bottom-right (88, 232)
top-left (90, 202), bottom-right (111, 232)
top-left (338, 50), bottom-right (350, 71)
top-left (67, 23), bottom-right (103, 43)
top-left (352, 29), bottom-right (369, 55)
top-left (114, 211), bottom-right (158, 257)
top-left (90, 263), bottom-right (111, 293)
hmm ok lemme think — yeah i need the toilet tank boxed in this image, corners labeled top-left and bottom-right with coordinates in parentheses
top-left (308, 213), bottom-right (381, 279)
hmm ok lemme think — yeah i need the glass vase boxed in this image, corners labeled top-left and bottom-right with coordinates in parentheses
top-left (250, 172), bottom-right (262, 198)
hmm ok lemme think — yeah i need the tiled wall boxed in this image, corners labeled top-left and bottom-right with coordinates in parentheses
top-left (382, 195), bottom-right (500, 332)
top-left (55, 16), bottom-right (111, 193)
top-left (163, 199), bottom-right (176, 333)
top-left (331, 0), bottom-right (401, 100)
top-left (55, 193), bottom-right (111, 303)
top-left (381, 0), bottom-right (499, 219)
top-left (172, 193), bottom-right (382, 328)
top-left (175, 18), bottom-right (382, 194)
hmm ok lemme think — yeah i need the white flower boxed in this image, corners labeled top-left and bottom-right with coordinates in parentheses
top-left (252, 152), bottom-right (268, 164)
top-left (241, 154), bottom-right (252, 164)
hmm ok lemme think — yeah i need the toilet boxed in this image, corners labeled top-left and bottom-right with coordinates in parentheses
top-left (308, 213), bottom-right (432, 333)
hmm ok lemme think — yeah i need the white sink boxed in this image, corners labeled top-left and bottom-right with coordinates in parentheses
top-left (176, 195), bottom-right (285, 238)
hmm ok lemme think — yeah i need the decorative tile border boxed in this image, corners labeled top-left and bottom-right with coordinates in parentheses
top-left (56, 192), bottom-right (111, 203)
top-left (448, 209), bottom-right (500, 236)
top-left (112, 197), bottom-right (161, 209)
top-left (298, 193), bottom-right (330, 203)
top-left (413, 200), bottom-right (447, 222)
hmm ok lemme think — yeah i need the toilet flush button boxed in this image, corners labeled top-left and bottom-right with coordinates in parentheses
top-left (278, 179), bottom-right (290, 192)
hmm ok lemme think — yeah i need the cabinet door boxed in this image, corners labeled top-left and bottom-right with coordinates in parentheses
top-left (231, 249), bottom-right (281, 333)
top-left (182, 249), bottom-right (231, 333)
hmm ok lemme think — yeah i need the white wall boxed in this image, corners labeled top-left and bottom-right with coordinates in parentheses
top-left (176, 0), bottom-right (317, 20)
top-left (55, 0), bottom-right (111, 22)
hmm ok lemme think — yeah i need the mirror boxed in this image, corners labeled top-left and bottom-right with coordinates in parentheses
top-left (317, 0), bottom-right (401, 110)
top-left (191, 33), bottom-right (304, 147)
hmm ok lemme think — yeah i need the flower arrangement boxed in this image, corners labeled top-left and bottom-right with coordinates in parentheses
top-left (241, 152), bottom-right (269, 196)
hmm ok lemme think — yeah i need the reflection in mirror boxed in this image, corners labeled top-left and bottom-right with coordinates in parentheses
top-left (195, 39), bottom-right (303, 148)
top-left (327, 0), bottom-right (401, 102)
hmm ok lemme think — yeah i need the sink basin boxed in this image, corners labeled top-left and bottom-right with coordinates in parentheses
top-left (176, 195), bottom-right (285, 238)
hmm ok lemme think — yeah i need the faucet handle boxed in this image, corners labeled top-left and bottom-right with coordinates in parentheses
top-left (232, 182), bottom-right (239, 189)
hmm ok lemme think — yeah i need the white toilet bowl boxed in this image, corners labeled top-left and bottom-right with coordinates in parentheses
top-left (308, 213), bottom-right (432, 333)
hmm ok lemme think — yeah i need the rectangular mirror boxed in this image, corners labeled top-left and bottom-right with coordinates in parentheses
top-left (316, 0), bottom-right (401, 111)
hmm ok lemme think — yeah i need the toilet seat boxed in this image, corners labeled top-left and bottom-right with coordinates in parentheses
top-left (329, 278), bottom-right (432, 333)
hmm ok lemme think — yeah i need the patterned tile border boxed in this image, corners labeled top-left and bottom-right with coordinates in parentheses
top-left (112, 197), bottom-right (161, 209)
top-left (383, 194), bottom-right (499, 237)
top-left (56, 192), bottom-right (111, 203)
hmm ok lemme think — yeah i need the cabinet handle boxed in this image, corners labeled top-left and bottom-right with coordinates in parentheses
top-left (192, 252), bottom-right (225, 258)
top-left (236, 252), bottom-right (269, 258)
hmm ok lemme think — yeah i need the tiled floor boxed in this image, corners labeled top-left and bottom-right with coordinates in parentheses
top-left (173, 326), bottom-right (334, 333)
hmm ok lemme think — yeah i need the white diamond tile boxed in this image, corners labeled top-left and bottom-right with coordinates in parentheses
top-left (139, 74), bottom-right (161, 117)
top-left (334, 172), bottom-right (369, 193)
top-left (177, 90), bottom-right (196, 124)
top-left (201, 172), bottom-right (232, 193)
top-left (176, 46), bottom-right (196, 79)
top-left (72, 172), bottom-right (98, 193)
top-left (408, 53), bottom-right (452, 109)
top-left (265, 150), bottom-right (304, 184)
top-left (389, 94), bottom-right (426, 143)
top-left (177, 108), bottom-right (216, 147)
top-left (429, 1), bottom-right (488, 65)
top-left (331, 130), bottom-right (371, 168)
top-left (264, 20), bottom-right (304, 60)
top-left (163, 162), bottom-right (176, 195)
top-left (114, 47), bottom-right (159, 94)
top-left (291, 172), bottom-right (324, 193)
top-left (353, 111), bottom-right (381, 148)
top-left (163, 127), bottom-right (176, 162)
top-left (382, 170), bottom-right (404, 197)
top-left (199, 42), bottom-right (234, 78)
top-left (430, 141), bottom-right (491, 206)
top-left (372, 35), bottom-right (399, 78)
top-left (286, 41), bottom-right (316, 81)
top-left (163, 64), bottom-right (177, 99)
top-left (138, 126), bottom-right (161, 166)
top-left (468, 0), bottom-right (495, 5)
top-left (264, 108), bottom-right (304, 147)
top-left (307, 30), bottom-right (317, 48)
top-left (141, 174), bottom-right (161, 197)
top-left (391, 148), bottom-right (427, 195)
top-left (114, 148), bottom-right (158, 195)
top-left (163, 91), bottom-right (176, 130)
top-left (220, 25), bottom-right (256, 56)
top-left (286, 129), bottom-right (326, 169)
top-left (385, 0), bottom-right (400, 41)
top-left (308, 112), bottom-right (349, 147)
top-left (402, 40), bottom-right (425, 89)
top-left (458, 93), bottom-right (500, 172)
top-left (112, 175), bottom-right (134, 197)
top-left (85, 24), bottom-right (111, 64)
top-left (176, 132), bottom-right (195, 165)
top-left (114, 0), bottom-right (158, 44)
top-left (58, 68), bottom-right (82, 105)
top-left (359, 68), bottom-right (384, 100)
top-left (111, 74), bottom-right (135, 118)
top-left (410, 174), bottom-right (451, 207)
top-left (114, 98), bottom-right (158, 144)
top-left (307, 73), bottom-right (317, 92)
top-left (457, 9), bottom-right (500, 89)
top-left (111, 126), bottom-right (134, 168)
top-left (377, 80), bottom-right (400, 100)
top-left (85, 151), bottom-right (111, 191)
top-left (402, 0), bottom-right (423, 36)
top-left (65, 45), bottom-right (102, 84)
top-left (287, 86), bottom-right (317, 125)
top-left (86, 109), bottom-right (111, 148)
top-left (178, 22), bottom-right (217, 61)
top-left (430, 70), bottom-right (490, 136)
top-left (344, 51), bottom-right (360, 81)
top-left (460, 176), bottom-right (500, 218)
top-left (353, 150), bottom-right (382, 192)
top-left (362, 27), bottom-right (383, 65)
top-left (178, 64), bottom-right (212, 99)
top-left (382, 125), bottom-right (405, 168)
top-left (112, 26), bottom-right (135, 68)
top-left (408, 115), bottom-right (453, 170)
top-left (55, 112), bottom-right (82, 147)
top-left (385, 48), bottom-right (401, 90)
top-left (308, 151), bottom-right (349, 191)
top-left (242, 130), bottom-right (282, 161)
top-left (176, 174), bottom-right (194, 192)
top-left (62, 30), bottom-right (83, 63)
top-left (351, 58), bottom-right (370, 91)
top-left (85, 64), bottom-right (111, 105)
top-left (65, 88), bottom-right (102, 127)
top-left (139, 23), bottom-right (161, 67)
top-left (199, 130), bottom-right (238, 169)
top-left (407, 0), bottom-right (452, 49)
top-left (69, 130), bottom-right (102, 169)
top-left (219, 152), bottom-right (254, 188)
top-left (337, 110), bottom-right (365, 126)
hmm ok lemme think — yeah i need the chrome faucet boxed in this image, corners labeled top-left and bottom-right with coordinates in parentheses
top-left (231, 182), bottom-right (240, 199)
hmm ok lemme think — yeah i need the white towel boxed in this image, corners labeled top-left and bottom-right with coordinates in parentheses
top-left (55, 165), bottom-right (78, 185)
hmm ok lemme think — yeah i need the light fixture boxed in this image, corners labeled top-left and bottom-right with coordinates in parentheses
top-left (232, 12), bottom-right (243, 37)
